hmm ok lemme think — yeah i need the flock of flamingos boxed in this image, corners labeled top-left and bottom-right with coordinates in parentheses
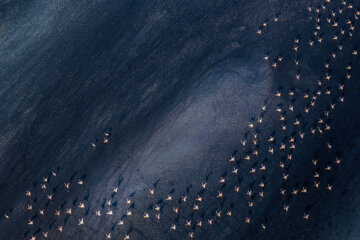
top-left (3, 0), bottom-right (360, 239)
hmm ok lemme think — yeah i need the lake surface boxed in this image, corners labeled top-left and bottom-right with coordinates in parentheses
top-left (1, 0), bottom-right (360, 239)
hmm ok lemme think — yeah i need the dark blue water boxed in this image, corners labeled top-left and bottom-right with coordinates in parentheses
top-left (1, 0), bottom-right (360, 239)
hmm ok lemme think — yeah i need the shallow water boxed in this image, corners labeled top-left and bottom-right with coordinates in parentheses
top-left (1, 0), bottom-right (360, 239)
